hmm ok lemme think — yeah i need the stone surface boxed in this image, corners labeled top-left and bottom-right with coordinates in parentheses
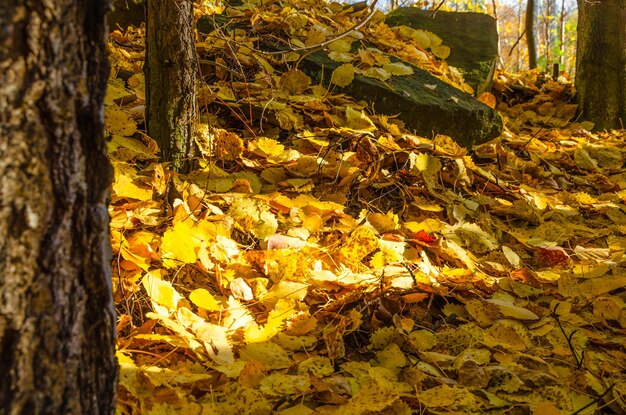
top-left (386, 8), bottom-right (498, 96)
top-left (300, 50), bottom-right (502, 147)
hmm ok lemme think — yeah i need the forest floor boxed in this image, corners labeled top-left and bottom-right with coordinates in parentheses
top-left (107, 2), bottom-right (626, 414)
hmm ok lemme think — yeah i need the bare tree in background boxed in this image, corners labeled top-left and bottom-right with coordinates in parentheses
top-left (526, 0), bottom-right (538, 68)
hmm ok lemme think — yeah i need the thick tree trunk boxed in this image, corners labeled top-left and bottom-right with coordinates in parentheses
top-left (0, 1), bottom-right (118, 414)
top-left (145, 0), bottom-right (197, 172)
top-left (576, 0), bottom-right (626, 130)
top-left (526, 0), bottom-right (538, 69)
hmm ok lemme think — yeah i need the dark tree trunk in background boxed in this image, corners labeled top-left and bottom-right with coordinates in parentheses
top-left (526, 0), bottom-right (538, 69)
top-left (0, 1), bottom-right (118, 414)
top-left (145, 0), bottom-right (197, 172)
top-left (576, 0), bottom-right (626, 130)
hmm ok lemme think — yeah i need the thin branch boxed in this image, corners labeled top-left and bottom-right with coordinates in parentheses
top-left (247, 0), bottom-right (380, 56)
top-left (508, 28), bottom-right (526, 57)
top-left (429, 0), bottom-right (446, 18)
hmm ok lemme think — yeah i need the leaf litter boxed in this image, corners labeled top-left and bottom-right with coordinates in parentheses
top-left (109, 1), bottom-right (626, 414)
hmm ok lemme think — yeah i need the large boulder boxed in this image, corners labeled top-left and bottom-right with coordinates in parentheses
top-left (299, 50), bottom-right (502, 148)
top-left (386, 8), bottom-right (498, 96)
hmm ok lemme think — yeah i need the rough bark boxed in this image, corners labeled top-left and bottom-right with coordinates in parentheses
top-left (145, 0), bottom-right (197, 172)
top-left (576, 0), bottom-right (626, 130)
top-left (0, 1), bottom-right (118, 414)
top-left (526, 0), bottom-right (538, 69)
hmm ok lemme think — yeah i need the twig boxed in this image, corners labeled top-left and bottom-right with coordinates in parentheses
top-left (550, 303), bottom-right (584, 369)
top-left (508, 28), bottom-right (526, 57)
top-left (429, 0), bottom-right (446, 18)
top-left (215, 0), bottom-right (380, 56)
top-left (571, 384), bottom-right (614, 415)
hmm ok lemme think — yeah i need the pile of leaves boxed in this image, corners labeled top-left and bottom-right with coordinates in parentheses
top-left (107, 2), bottom-right (626, 414)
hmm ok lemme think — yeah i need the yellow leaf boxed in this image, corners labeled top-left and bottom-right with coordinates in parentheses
top-left (105, 78), bottom-right (130, 105)
top-left (108, 135), bottom-right (157, 157)
top-left (367, 211), bottom-right (398, 233)
top-left (245, 299), bottom-right (295, 343)
top-left (213, 129), bottom-right (244, 161)
top-left (105, 107), bottom-right (137, 136)
top-left (275, 107), bottom-right (304, 130)
top-left (262, 281), bottom-right (308, 308)
top-left (112, 163), bottom-right (153, 201)
top-left (260, 373), bottom-right (310, 396)
top-left (339, 226), bottom-right (379, 264)
top-left (280, 69), bottom-right (311, 95)
top-left (427, 31), bottom-right (443, 47)
top-left (432, 44), bottom-right (450, 59)
top-left (254, 137), bottom-right (285, 157)
top-left (360, 66), bottom-right (391, 81)
top-left (229, 197), bottom-right (278, 239)
top-left (160, 219), bottom-right (198, 266)
top-left (253, 53), bottom-right (275, 74)
top-left (502, 245), bottom-right (521, 267)
top-left (345, 106), bottom-right (376, 131)
top-left (297, 356), bottom-right (334, 377)
top-left (394, 25), bottom-right (430, 49)
top-left (382, 62), bottom-right (413, 76)
top-left (411, 152), bottom-right (442, 178)
top-left (485, 293), bottom-right (539, 321)
top-left (328, 51), bottom-right (355, 63)
top-left (193, 319), bottom-right (235, 365)
top-left (240, 341), bottom-right (292, 369)
top-left (230, 277), bottom-right (254, 301)
top-left (330, 63), bottom-right (355, 87)
top-left (328, 38), bottom-right (353, 52)
top-left (142, 270), bottom-right (183, 310)
top-left (189, 288), bottom-right (221, 311)
top-left (305, 29), bottom-right (326, 47)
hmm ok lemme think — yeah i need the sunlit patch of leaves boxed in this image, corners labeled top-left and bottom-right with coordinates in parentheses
top-left (108, 2), bottom-right (626, 415)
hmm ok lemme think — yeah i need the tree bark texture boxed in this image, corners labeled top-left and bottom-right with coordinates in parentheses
top-left (525, 0), bottom-right (538, 69)
top-left (0, 1), bottom-right (118, 414)
top-left (145, 0), bottom-right (197, 172)
top-left (576, 0), bottom-right (626, 130)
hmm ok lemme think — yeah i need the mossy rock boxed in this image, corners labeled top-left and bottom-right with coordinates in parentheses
top-left (386, 8), bottom-right (499, 96)
top-left (299, 50), bottom-right (502, 147)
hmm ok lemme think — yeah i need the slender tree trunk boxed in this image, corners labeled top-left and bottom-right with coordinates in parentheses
top-left (544, 0), bottom-right (552, 68)
top-left (558, 0), bottom-right (566, 67)
top-left (517, 0), bottom-right (523, 71)
top-left (576, 0), bottom-right (626, 130)
top-left (526, 0), bottom-right (538, 69)
top-left (0, 1), bottom-right (118, 414)
top-left (145, 0), bottom-right (198, 172)
top-left (491, 0), bottom-right (505, 69)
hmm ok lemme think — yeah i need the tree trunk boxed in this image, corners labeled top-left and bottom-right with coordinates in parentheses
top-left (145, 0), bottom-right (197, 172)
top-left (526, 0), bottom-right (538, 69)
top-left (558, 0), bottom-right (566, 67)
top-left (576, 0), bottom-right (626, 130)
top-left (491, 0), bottom-right (505, 69)
top-left (0, 1), bottom-right (118, 414)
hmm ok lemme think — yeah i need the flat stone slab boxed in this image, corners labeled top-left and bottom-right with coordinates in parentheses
top-left (300, 50), bottom-right (502, 147)
top-left (386, 8), bottom-right (498, 96)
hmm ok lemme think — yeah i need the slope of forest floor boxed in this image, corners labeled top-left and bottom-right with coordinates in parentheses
top-left (107, 2), bottom-right (626, 414)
